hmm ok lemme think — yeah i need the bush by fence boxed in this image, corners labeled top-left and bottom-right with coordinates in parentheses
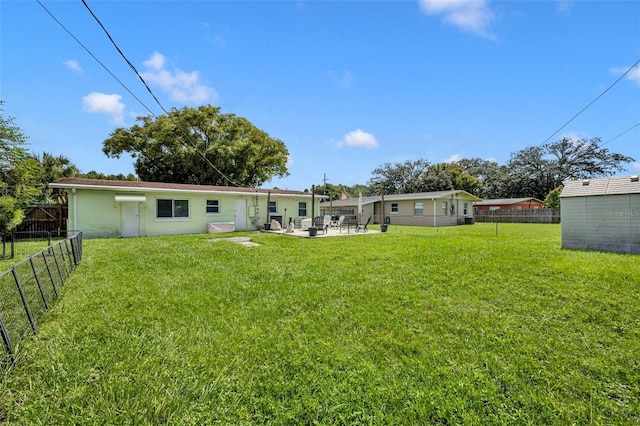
top-left (0, 231), bottom-right (82, 368)
top-left (474, 208), bottom-right (560, 224)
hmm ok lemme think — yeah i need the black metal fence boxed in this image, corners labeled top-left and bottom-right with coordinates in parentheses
top-left (1, 230), bottom-right (73, 261)
top-left (0, 231), bottom-right (83, 368)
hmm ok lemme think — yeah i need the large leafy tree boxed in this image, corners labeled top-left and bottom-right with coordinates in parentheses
top-left (102, 105), bottom-right (290, 186)
top-left (507, 137), bottom-right (634, 200)
top-left (368, 159), bottom-right (431, 195)
top-left (457, 158), bottom-right (512, 199)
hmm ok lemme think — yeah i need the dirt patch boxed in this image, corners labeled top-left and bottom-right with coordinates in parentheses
top-left (204, 236), bottom-right (260, 247)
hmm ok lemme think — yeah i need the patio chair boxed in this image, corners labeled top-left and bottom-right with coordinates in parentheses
top-left (355, 216), bottom-right (371, 233)
top-left (313, 216), bottom-right (329, 234)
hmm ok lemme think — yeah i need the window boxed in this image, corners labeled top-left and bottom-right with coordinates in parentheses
top-left (269, 201), bottom-right (277, 213)
top-left (157, 199), bottom-right (189, 219)
top-left (414, 202), bottom-right (423, 216)
top-left (463, 203), bottom-right (468, 215)
top-left (450, 203), bottom-right (455, 215)
top-left (442, 202), bottom-right (448, 216)
top-left (391, 203), bottom-right (399, 214)
top-left (206, 199), bottom-right (220, 214)
top-left (298, 202), bottom-right (307, 217)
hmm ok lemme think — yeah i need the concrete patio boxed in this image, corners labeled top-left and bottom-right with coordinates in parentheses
top-left (263, 226), bottom-right (380, 238)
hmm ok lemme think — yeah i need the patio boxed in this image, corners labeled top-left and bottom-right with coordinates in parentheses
top-left (263, 225), bottom-right (379, 238)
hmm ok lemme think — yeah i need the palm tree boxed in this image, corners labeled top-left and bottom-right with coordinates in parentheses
top-left (31, 152), bottom-right (81, 204)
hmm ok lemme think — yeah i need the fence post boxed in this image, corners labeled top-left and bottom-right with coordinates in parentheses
top-left (29, 257), bottom-right (50, 310)
top-left (0, 316), bottom-right (14, 363)
top-left (11, 268), bottom-right (37, 334)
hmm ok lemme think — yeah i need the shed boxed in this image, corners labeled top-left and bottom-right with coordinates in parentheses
top-left (560, 175), bottom-right (640, 254)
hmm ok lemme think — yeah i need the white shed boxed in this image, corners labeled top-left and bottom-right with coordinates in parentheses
top-left (560, 175), bottom-right (640, 254)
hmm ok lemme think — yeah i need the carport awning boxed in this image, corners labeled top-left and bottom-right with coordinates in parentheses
top-left (115, 194), bottom-right (146, 203)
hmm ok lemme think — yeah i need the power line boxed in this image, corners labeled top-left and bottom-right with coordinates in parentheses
top-left (80, 0), bottom-right (169, 117)
top-left (39, 0), bottom-right (243, 187)
top-left (602, 121), bottom-right (640, 147)
top-left (79, 0), bottom-right (242, 187)
top-left (35, 0), bottom-right (157, 119)
top-left (542, 58), bottom-right (640, 145)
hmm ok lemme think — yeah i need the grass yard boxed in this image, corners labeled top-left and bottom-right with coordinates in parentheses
top-left (1, 223), bottom-right (638, 424)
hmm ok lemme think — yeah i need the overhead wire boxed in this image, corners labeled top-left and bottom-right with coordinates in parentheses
top-left (39, 0), bottom-right (242, 187)
top-left (35, 0), bottom-right (157, 119)
top-left (602, 121), bottom-right (640, 147)
top-left (79, 0), bottom-right (242, 187)
top-left (541, 58), bottom-right (640, 145)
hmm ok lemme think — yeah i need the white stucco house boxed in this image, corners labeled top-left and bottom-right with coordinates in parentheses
top-left (49, 178), bottom-right (324, 238)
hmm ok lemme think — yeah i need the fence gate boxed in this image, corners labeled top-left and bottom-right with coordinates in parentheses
top-left (16, 205), bottom-right (68, 233)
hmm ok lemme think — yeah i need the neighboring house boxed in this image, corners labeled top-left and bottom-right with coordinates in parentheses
top-left (320, 190), bottom-right (481, 227)
top-left (560, 175), bottom-right (640, 254)
top-left (474, 198), bottom-right (544, 211)
top-left (49, 178), bottom-right (323, 238)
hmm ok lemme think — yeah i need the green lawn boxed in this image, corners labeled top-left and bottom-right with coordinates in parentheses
top-left (1, 224), bottom-right (639, 424)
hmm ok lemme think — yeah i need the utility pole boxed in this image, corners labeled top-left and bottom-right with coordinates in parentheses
top-left (322, 173), bottom-right (328, 195)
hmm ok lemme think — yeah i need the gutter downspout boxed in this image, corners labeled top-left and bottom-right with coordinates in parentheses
top-left (72, 188), bottom-right (78, 231)
top-left (432, 198), bottom-right (437, 227)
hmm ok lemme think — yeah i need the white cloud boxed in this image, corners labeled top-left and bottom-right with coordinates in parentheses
top-left (418, 0), bottom-right (495, 39)
top-left (633, 162), bottom-right (640, 173)
top-left (446, 153), bottom-right (461, 163)
top-left (82, 92), bottom-right (125, 124)
top-left (342, 129), bottom-right (379, 149)
top-left (609, 65), bottom-right (640, 86)
top-left (64, 59), bottom-right (83, 73)
top-left (141, 51), bottom-right (217, 104)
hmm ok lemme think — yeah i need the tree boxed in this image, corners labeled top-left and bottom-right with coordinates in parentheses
top-left (544, 137), bottom-right (634, 182)
top-left (508, 137), bottom-right (635, 200)
top-left (0, 196), bottom-right (24, 233)
top-left (31, 152), bottom-right (81, 204)
top-left (425, 162), bottom-right (482, 194)
top-left (0, 101), bottom-right (43, 207)
top-left (102, 105), bottom-right (290, 186)
top-left (83, 171), bottom-right (137, 181)
top-left (544, 186), bottom-right (563, 209)
top-left (368, 159), bottom-right (431, 194)
top-left (457, 158), bottom-right (512, 199)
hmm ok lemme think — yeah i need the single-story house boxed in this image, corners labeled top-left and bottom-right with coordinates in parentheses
top-left (560, 175), bottom-right (640, 254)
top-left (49, 178), bottom-right (324, 238)
top-left (474, 197), bottom-right (544, 211)
top-left (320, 190), bottom-right (482, 227)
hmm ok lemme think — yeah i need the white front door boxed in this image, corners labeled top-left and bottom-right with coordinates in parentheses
top-left (234, 199), bottom-right (247, 230)
top-left (121, 202), bottom-right (140, 237)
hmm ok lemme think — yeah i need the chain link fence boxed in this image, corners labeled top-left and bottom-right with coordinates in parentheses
top-left (0, 231), bottom-right (83, 368)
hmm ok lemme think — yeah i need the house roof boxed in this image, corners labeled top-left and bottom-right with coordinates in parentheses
top-left (320, 190), bottom-right (481, 207)
top-left (560, 175), bottom-right (640, 198)
top-left (474, 197), bottom-right (543, 206)
top-left (49, 178), bottom-right (322, 198)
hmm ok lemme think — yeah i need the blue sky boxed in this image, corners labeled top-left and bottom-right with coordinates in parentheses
top-left (1, 1), bottom-right (639, 190)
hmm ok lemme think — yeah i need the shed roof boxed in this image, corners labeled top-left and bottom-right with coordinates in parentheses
top-left (560, 175), bottom-right (640, 198)
top-left (49, 178), bottom-right (321, 198)
top-left (474, 197), bottom-right (543, 206)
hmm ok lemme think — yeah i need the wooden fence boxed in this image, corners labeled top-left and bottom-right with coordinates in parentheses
top-left (16, 205), bottom-right (67, 233)
top-left (474, 208), bottom-right (560, 224)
